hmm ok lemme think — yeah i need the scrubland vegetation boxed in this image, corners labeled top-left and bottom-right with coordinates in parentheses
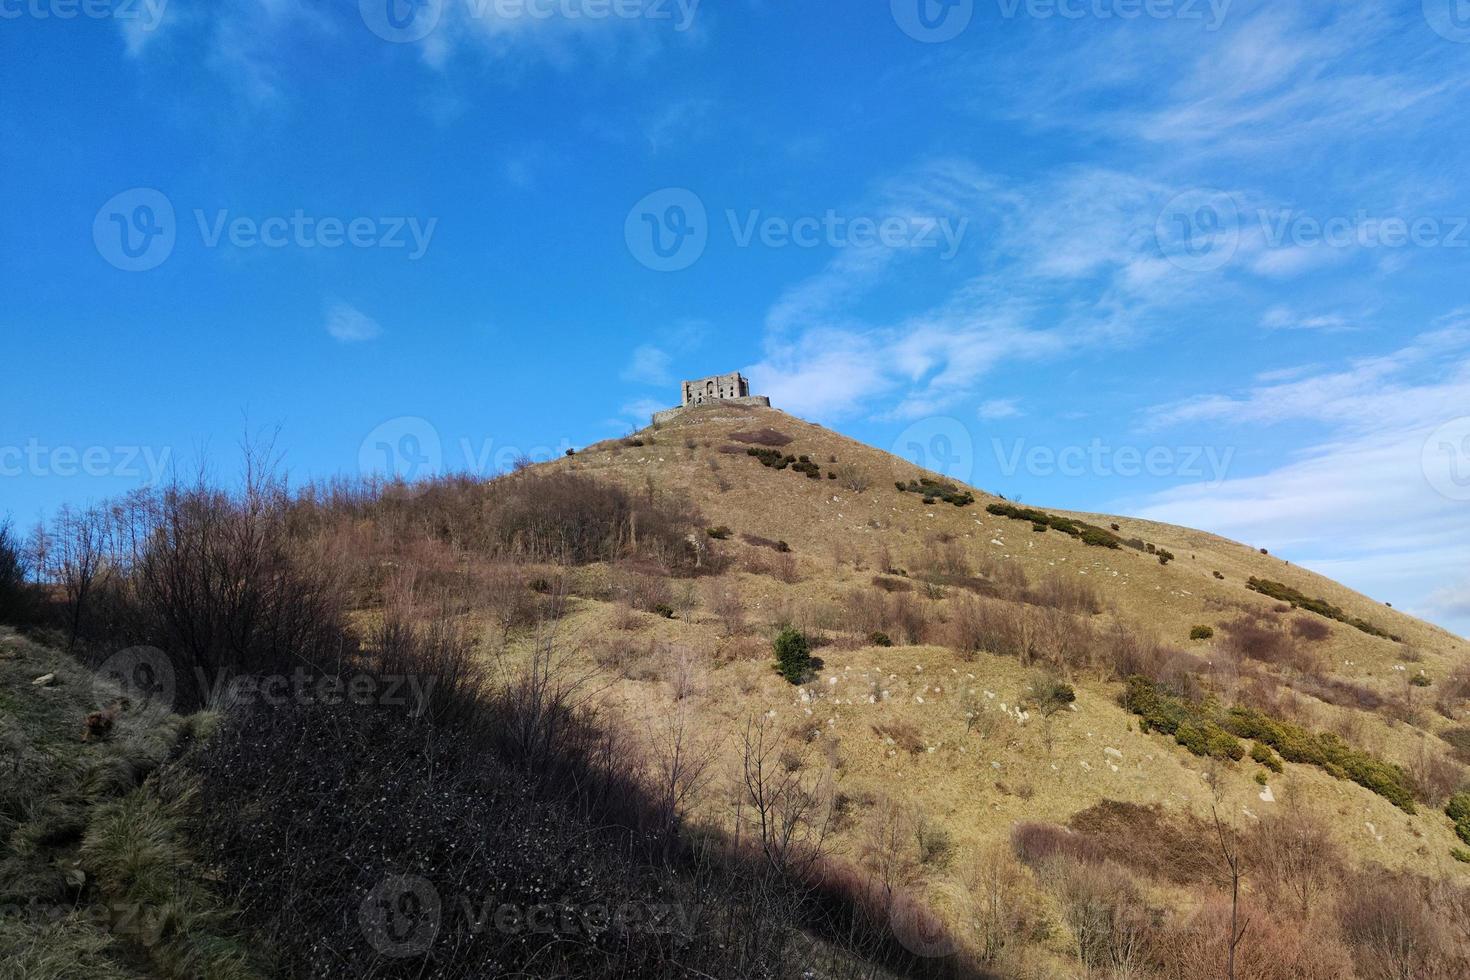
top-left (3, 409), bottom-right (1469, 979)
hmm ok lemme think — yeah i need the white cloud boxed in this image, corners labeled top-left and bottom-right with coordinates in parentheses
top-left (1126, 322), bottom-right (1470, 638)
top-left (978, 399), bottom-right (1022, 421)
top-left (325, 302), bottom-right (383, 343)
top-left (1260, 306), bottom-right (1354, 332)
top-left (621, 345), bottom-right (673, 386)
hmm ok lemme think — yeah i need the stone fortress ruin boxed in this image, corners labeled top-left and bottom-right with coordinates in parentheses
top-left (651, 371), bottom-right (771, 424)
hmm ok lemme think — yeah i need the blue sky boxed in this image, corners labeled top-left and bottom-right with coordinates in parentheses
top-left (2, 0), bottom-right (1469, 635)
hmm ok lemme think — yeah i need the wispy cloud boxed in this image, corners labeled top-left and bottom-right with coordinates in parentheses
top-left (978, 398), bottom-right (1023, 420)
top-left (621, 344), bottom-right (673, 386)
top-left (325, 301), bottom-right (383, 343)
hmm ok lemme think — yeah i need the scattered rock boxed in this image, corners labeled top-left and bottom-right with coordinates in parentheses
top-left (31, 673), bottom-right (57, 687)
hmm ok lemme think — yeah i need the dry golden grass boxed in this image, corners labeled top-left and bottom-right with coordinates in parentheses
top-left (479, 405), bottom-right (1470, 968)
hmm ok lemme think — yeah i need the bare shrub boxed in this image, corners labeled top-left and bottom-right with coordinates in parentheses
top-left (1157, 896), bottom-right (1356, 980)
top-left (0, 518), bottom-right (33, 625)
top-left (834, 462), bottom-right (870, 493)
top-left (1221, 614), bottom-right (1323, 675)
top-left (1246, 807), bottom-right (1342, 918)
top-left (888, 592), bottom-right (930, 645)
top-left (873, 720), bottom-right (925, 755)
top-left (707, 578), bottom-right (745, 635)
top-left (1408, 740), bottom-right (1465, 807)
top-left (727, 428), bottom-right (792, 447)
top-left (1011, 823), bottom-right (1104, 869)
top-left (1068, 801), bottom-right (1218, 885)
top-left (480, 470), bottom-right (702, 570)
top-left (1340, 874), bottom-right (1454, 980)
top-left (1291, 616), bottom-right (1332, 642)
top-left (964, 844), bottom-right (1040, 969)
top-left (1032, 572), bottom-right (1101, 615)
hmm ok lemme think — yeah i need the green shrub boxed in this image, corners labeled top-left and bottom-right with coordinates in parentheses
top-left (1409, 673), bottom-right (1432, 688)
top-left (1157, 549), bottom-right (1175, 566)
top-left (1254, 771), bottom-right (1268, 786)
top-left (1447, 793), bottom-right (1470, 825)
top-left (773, 626), bottom-right (813, 685)
top-left (1190, 625), bottom-right (1215, 641)
top-left (1251, 743), bottom-right (1283, 773)
top-left (1246, 578), bottom-right (1398, 641)
top-left (868, 631), bottom-right (893, 648)
top-left (1025, 676), bottom-right (1077, 716)
top-left (707, 526), bottom-right (732, 540)
top-left (653, 604), bottom-right (675, 619)
top-left (1124, 677), bottom-right (1415, 812)
top-left (1452, 847), bottom-right (1470, 864)
top-left (1224, 705), bottom-right (1416, 813)
top-left (986, 503), bottom-right (1120, 548)
top-left (897, 478), bottom-right (974, 507)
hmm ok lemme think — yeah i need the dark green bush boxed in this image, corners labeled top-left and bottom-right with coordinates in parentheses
top-left (1123, 677), bottom-right (1415, 811)
top-left (1251, 742), bottom-right (1283, 773)
top-left (897, 479), bottom-right (974, 507)
top-left (868, 631), bottom-right (893, 648)
top-left (1246, 578), bottom-right (1398, 641)
top-left (773, 626), bottom-right (812, 684)
top-left (1190, 625), bottom-right (1214, 641)
top-left (653, 604), bottom-right (675, 619)
top-left (986, 504), bottom-right (1120, 548)
top-left (707, 526), bottom-right (732, 540)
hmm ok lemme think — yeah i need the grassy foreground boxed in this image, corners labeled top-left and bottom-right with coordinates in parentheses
top-left (0, 627), bottom-right (261, 980)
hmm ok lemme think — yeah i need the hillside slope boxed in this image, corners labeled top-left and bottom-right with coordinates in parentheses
top-left (507, 403), bottom-right (1470, 969)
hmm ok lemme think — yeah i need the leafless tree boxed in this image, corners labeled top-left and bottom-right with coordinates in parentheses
top-left (1213, 806), bottom-right (1251, 980)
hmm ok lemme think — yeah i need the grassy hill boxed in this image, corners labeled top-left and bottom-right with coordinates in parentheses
top-left (3, 403), bottom-right (1468, 978)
